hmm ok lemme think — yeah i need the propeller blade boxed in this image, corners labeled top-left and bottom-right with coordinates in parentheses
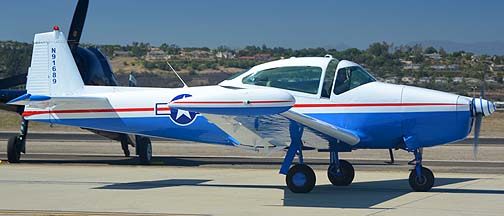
top-left (480, 79), bottom-right (486, 99)
top-left (68, 0), bottom-right (89, 53)
top-left (473, 113), bottom-right (483, 159)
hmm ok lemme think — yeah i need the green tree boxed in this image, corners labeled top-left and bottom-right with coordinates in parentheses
top-left (424, 46), bottom-right (437, 54)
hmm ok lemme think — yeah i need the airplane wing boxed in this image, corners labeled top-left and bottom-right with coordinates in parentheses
top-left (202, 111), bottom-right (360, 151)
top-left (203, 113), bottom-right (325, 149)
top-left (171, 91), bottom-right (361, 150)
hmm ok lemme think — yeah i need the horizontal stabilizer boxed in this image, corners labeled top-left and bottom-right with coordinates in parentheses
top-left (8, 94), bottom-right (108, 110)
top-left (7, 93), bottom-right (51, 106)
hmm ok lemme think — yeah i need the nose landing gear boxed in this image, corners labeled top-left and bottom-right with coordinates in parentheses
top-left (408, 148), bottom-right (434, 192)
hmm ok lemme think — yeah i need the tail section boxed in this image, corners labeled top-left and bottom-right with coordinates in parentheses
top-left (26, 26), bottom-right (84, 96)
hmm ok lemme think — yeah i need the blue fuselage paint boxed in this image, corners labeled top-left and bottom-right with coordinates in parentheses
top-left (37, 116), bottom-right (233, 145)
top-left (306, 110), bottom-right (472, 149)
top-left (34, 110), bottom-right (473, 150)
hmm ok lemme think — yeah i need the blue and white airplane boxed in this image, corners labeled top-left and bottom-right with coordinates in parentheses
top-left (8, 27), bottom-right (496, 193)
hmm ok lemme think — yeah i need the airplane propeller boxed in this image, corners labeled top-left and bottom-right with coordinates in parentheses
top-left (68, 0), bottom-right (89, 53)
top-left (472, 106), bottom-right (483, 159)
top-left (471, 76), bottom-right (496, 159)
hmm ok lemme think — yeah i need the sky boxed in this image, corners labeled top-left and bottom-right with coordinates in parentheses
top-left (0, 0), bottom-right (503, 49)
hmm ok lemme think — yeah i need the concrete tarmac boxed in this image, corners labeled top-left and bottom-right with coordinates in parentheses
top-left (0, 164), bottom-right (503, 216)
top-left (0, 137), bottom-right (504, 215)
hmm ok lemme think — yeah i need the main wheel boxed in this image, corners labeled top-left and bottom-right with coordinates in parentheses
top-left (409, 166), bottom-right (435, 192)
top-left (327, 159), bottom-right (355, 186)
top-left (7, 136), bottom-right (21, 163)
top-left (137, 137), bottom-right (152, 165)
top-left (286, 164), bottom-right (316, 193)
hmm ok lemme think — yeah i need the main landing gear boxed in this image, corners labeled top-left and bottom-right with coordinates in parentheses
top-left (408, 148), bottom-right (434, 192)
top-left (327, 151), bottom-right (354, 186)
top-left (286, 164), bottom-right (316, 193)
top-left (281, 121), bottom-right (356, 193)
top-left (281, 121), bottom-right (315, 193)
top-left (6, 119), bottom-right (29, 163)
top-left (135, 135), bottom-right (152, 165)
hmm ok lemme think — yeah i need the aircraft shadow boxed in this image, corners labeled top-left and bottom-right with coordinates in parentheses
top-left (6, 155), bottom-right (400, 167)
top-left (95, 179), bottom-right (212, 190)
top-left (95, 177), bottom-right (504, 209)
top-left (280, 177), bottom-right (493, 209)
top-left (11, 156), bottom-right (284, 166)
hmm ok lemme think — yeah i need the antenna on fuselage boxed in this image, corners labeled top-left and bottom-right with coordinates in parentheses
top-left (166, 61), bottom-right (188, 88)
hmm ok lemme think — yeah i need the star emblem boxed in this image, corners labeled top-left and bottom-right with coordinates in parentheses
top-left (169, 94), bottom-right (198, 126)
top-left (176, 109), bottom-right (191, 120)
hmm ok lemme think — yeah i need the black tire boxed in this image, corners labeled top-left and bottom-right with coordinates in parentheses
top-left (327, 159), bottom-right (355, 186)
top-left (409, 166), bottom-right (435, 192)
top-left (137, 137), bottom-right (152, 165)
top-left (7, 136), bottom-right (21, 163)
top-left (286, 164), bottom-right (316, 193)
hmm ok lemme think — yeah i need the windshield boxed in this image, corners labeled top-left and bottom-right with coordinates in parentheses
top-left (242, 66), bottom-right (323, 94)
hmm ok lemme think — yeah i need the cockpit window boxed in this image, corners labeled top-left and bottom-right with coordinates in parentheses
top-left (333, 66), bottom-right (376, 95)
top-left (242, 66), bottom-right (323, 94)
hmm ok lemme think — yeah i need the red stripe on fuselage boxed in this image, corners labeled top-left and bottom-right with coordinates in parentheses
top-left (22, 107), bottom-right (168, 117)
top-left (21, 103), bottom-right (463, 117)
top-left (293, 103), bottom-right (464, 108)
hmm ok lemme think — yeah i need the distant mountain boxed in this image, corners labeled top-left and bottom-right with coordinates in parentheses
top-left (322, 43), bottom-right (351, 51)
top-left (409, 40), bottom-right (504, 55)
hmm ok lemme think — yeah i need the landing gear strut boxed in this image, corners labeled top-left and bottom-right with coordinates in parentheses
top-left (282, 121), bottom-right (316, 193)
top-left (120, 135), bottom-right (131, 157)
top-left (6, 119), bottom-right (29, 163)
top-left (387, 148), bottom-right (395, 164)
top-left (408, 148), bottom-right (434, 192)
top-left (135, 135), bottom-right (152, 165)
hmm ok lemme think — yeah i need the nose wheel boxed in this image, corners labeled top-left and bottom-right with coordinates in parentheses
top-left (286, 164), bottom-right (316, 193)
top-left (408, 148), bottom-right (435, 192)
top-left (409, 166), bottom-right (434, 192)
